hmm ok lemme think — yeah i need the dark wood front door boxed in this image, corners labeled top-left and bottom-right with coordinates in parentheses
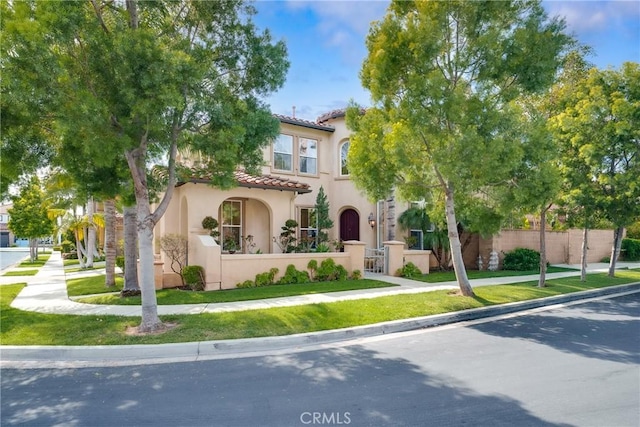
top-left (340, 209), bottom-right (360, 242)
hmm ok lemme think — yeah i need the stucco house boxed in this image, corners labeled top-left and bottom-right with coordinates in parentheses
top-left (155, 109), bottom-right (431, 289)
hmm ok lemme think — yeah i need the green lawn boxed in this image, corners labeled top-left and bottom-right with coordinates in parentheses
top-left (67, 275), bottom-right (124, 296)
top-left (18, 254), bottom-right (51, 267)
top-left (71, 277), bottom-right (395, 304)
top-left (418, 266), bottom-right (577, 283)
top-left (2, 269), bottom-right (638, 346)
top-left (2, 269), bottom-right (39, 276)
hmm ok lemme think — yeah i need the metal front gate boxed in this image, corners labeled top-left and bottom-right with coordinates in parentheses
top-left (364, 247), bottom-right (387, 274)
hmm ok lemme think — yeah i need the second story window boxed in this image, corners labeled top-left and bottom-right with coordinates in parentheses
top-left (299, 138), bottom-right (317, 175)
top-left (274, 134), bottom-right (293, 172)
top-left (340, 141), bottom-right (350, 176)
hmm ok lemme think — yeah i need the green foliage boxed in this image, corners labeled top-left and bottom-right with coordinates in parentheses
top-left (315, 243), bottom-right (330, 253)
top-left (307, 259), bottom-right (318, 280)
top-left (182, 265), bottom-right (205, 291)
top-left (314, 186), bottom-right (334, 244)
top-left (315, 258), bottom-right (348, 282)
top-left (278, 265), bottom-right (310, 285)
top-left (274, 219), bottom-right (298, 253)
top-left (115, 256), bottom-right (125, 273)
top-left (237, 280), bottom-right (255, 289)
top-left (61, 240), bottom-right (74, 253)
top-left (626, 222), bottom-right (640, 239)
top-left (201, 216), bottom-right (220, 240)
top-left (621, 239), bottom-right (640, 261)
top-left (8, 176), bottom-right (54, 241)
top-left (396, 262), bottom-right (422, 279)
top-left (503, 248), bottom-right (541, 271)
top-left (254, 268), bottom-right (279, 287)
top-left (350, 269), bottom-right (362, 280)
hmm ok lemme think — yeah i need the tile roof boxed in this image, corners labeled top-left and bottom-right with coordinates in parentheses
top-left (274, 113), bottom-right (335, 132)
top-left (178, 170), bottom-right (312, 194)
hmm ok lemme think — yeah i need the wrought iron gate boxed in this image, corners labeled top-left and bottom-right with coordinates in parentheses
top-left (364, 247), bottom-right (387, 274)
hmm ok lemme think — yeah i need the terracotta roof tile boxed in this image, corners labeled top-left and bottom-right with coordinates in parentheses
top-left (274, 113), bottom-right (335, 132)
top-left (178, 170), bottom-right (312, 194)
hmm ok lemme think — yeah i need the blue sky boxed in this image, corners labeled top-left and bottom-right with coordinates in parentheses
top-left (252, 0), bottom-right (640, 121)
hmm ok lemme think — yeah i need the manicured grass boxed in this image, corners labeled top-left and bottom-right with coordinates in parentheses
top-left (18, 254), bottom-right (50, 267)
top-left (418, 266), bottom-right (577, 283)
top-left (63, 259), bottom-right (106, 268)
top-left (2, 270), bottom-right (638, 346)
top-left (74, 279), bottom-right (395, 304)
top-left (65, 265), bottom-right (108, 274)
top-left (67, 275), bottom-right (123, 296)
top-left (2, 269), bottom-right (39, 276)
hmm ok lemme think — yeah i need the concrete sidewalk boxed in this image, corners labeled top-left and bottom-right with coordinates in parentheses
top-left (3, 251), bottom-right (640, 317)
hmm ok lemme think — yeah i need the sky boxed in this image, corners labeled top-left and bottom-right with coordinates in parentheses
top-left (252, 0), bottom-right (640, 122)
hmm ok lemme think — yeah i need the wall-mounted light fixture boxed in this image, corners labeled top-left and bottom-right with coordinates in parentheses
top-left (368, 212), bottom-right (376, 228)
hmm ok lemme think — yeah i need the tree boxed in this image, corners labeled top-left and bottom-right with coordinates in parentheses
top-left (4, 1), bottom-right (288, 332)
top-left (347, 0), bottom-right (572, 296)
top-left (500, 96), bottom-right (563, 287)
top-left (314, 186), bottom-right (334, 245)
top-left (8, 177), bottom-right (54, 262)
top-left (551, 63), bottom-right (640, 277)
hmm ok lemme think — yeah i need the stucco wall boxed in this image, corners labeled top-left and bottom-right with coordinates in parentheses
top-left (479, 229), bottom-right (618, 267)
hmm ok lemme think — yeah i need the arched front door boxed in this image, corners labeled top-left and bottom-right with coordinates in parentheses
top-left (340, 209), bottom-right (360, 242)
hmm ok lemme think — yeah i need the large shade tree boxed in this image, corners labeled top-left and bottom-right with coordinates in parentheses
top-left (551, 62), bottom-right (640, 277)
top-left (346, 0), bottom-right (572, 296)
top-left (3, 1), bottom-right (288, 331)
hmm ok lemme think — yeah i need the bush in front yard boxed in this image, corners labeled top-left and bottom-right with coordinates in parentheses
top-left (621, 238), bottom-right (640, 261)
top-left (503, 248), bottom-right (540, 271)
top-left (396, 262), bottom-right (422, 278)
top-left (278, 265), bottom-right (310, 285)
top-left (182, 265), bottom-right (205, 291)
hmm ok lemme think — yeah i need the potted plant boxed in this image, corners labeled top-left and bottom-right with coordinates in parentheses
top-left (224, 236), bottom-right (238, 254)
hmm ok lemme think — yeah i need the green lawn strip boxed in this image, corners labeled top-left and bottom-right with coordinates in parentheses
top-left (418, 266), bottom-right (578, 283)
top-left (2, 269), bottom-right (39, 276)
top-left (75, 279), bottom-right (395, 304)
top-left (18, 255), bottom-right (51, 267)
top-left (2, 270), bottom-right (638, 346)
top-left (67, 275), bottom-right (124, 296)
top-left (65, 266), bottom-right (108, 274)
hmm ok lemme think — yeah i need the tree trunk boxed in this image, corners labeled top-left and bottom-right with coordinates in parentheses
top-left (580, 225), bottom-right (588, 282)
top-left (122, 204), bottom-right (140, 294)
top-left (608, 226), bottom-right (624, 277)
top-left (137, 202), bottom-right (162, 332)
top-left (86, 198), bottom-right (95, 268)
top-left (75, 231), bottom-right (86, 268)
top-left (29, 238), bottom-right (37, 262)
top-left (104, 199), bottom-right (117, 288)
top-left (443, 182), bottom-right (474, 297)
top-left (538, 205), bottom-right (549, 288)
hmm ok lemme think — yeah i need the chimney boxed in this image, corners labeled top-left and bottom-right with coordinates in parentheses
top-left (292, 106), bottom-right (296, 118)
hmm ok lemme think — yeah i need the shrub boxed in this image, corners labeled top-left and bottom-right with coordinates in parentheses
top-left (236, 280), bottom-right (255, 289)
top-left (61, 240), bottom-right (74, 253)
top-left (621, 238), bottom-right (640, 261)
top-left (201, 216), bottom-right (220, 240)
top-left (307, 259), bottom-right (318, 280)
top-left (182, 265), bottom-right (205, 291)
top-left (255, 268), bottom-right (279, 287)
top-left (503, 248), bottom-right (540, 271)
top-left (316, 258), bottom-right (340, 281)
top-left (315, 243), bottom-right (330, 253)
top-left (335, 265), bottom-right (348, 281)
top-left (396, 262), bottom-right (422, 278)
top-left (601, 256), bottom-right (611, 263)
top-left (115, 256), bottom-right (125, 273)
top-left (350, 269), bottom-right (362, 280)
top-left (627, 221), bottom-right (640, 239)
top-left (278, 264), bottom-right (310, 285)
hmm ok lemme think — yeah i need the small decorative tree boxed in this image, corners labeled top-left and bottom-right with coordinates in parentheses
top-left (160, 234), bottom-right (188, 286)
top-left (314, 186), bottom-right (334, 245)
top-left (201, 216), bottom-right (220, 242)
top-left (273, 219), bottom-right (298, 253)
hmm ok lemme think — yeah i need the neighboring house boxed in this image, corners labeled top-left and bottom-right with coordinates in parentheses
top-left (156, 109), bottom-right (427, 288)
top-left (0, 203), bottom-right (15, 247)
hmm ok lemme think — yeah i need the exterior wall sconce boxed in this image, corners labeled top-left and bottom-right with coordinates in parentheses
top-left (368, 213), bottom-right (376, 228)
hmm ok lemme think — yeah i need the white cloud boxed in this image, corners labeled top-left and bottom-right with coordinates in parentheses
top-left (544, 0), bottom-right (640, 33)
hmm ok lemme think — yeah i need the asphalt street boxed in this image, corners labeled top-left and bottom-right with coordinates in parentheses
top-left (2, 293), bottom-right (638, 427)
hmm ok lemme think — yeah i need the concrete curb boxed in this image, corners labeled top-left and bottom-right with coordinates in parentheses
top-left (2, 282), bottom-right (638, 368)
